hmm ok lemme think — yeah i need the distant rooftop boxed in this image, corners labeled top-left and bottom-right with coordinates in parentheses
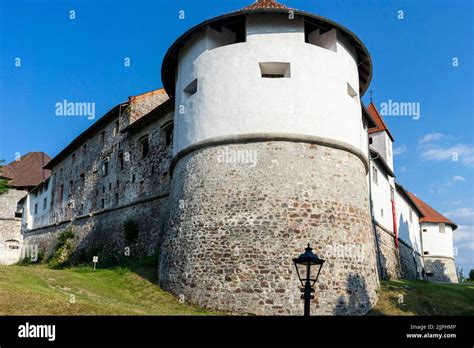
top-left (1, 152), bottom-right (51, 189)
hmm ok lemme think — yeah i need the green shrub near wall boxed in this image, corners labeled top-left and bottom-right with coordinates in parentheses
top-left (48, 230), bottom-right (74, 269)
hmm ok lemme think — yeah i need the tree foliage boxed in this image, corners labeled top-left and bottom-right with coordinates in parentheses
top-left (0, 160), bottom-right (10, 195)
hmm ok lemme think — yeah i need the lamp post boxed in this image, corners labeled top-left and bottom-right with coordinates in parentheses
top-left (292, 243), bottom-right (325, 316)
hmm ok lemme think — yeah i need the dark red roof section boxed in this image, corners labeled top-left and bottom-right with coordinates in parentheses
top-left (243, 0), bottom-right (290, 10)
top-left (0, 152), bottom-right (51, 188)
top-left (407, 192), bottom-right (457, 230)
top-left (367, 102), bottom-right (394, 142)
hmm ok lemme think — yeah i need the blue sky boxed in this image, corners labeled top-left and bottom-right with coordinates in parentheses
top-left (0, 0), bottom-right (473, 275)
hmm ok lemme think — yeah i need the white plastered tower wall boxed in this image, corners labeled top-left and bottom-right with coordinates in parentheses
top-left (421, 222), bottom-right (458, 282)
top-left (369, 131), bottom-right (394, 173)
top-left (173, 13), bottom-right (367, 158)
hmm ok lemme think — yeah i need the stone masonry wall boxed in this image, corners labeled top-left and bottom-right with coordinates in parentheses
top-left (23, 194), bottom-right (168, 262)
top-left (22, 102), bottom-right (173, 262)
top-left (424, 256), bottom-right (458, 283)
top-left (375, 224), bottom-right (402, 279)
top-left (375, 223), bottom-right (421, 280)
top-left (0, 188), bottom-right (26, 264)
top-left (159, 141), bottom-right (380, 315)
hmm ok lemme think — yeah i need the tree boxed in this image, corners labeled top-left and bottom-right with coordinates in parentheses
top-left (469, 269), bottom-right (474, 282)
top-left (0, 160), bottom-right (10, 195)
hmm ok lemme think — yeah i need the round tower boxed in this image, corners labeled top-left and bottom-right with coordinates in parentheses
top-left (408, 192), bottom-right (459, 283)
top-left (159, 0), bottom-right (379, 315)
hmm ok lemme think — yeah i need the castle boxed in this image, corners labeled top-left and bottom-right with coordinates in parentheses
top-left (0, 0), bottom-right (458, 315)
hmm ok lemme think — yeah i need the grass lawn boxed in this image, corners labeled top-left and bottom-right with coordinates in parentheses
top-left (370, 279), bottom-right (474, 315)
top-left (1, 262), bottom-right (473, 315)
top-left (0, 261), bottom-right (217, 315)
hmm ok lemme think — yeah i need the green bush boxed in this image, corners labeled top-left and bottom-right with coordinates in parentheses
top-left (16, 256), bottom-right (32, 266)
top-left (36, 250), bottom-right (45, 263)
top-left (123, 218), bottom-right (139, 243)
top-left (48, 230), bottom-right (75, 269)
top-left (76, 244), bottom-right (123, 269)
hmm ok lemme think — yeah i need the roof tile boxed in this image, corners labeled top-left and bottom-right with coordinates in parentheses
top-left (367, 102), bottom-right (394, 141)
top-left (1, 152), bottom-right (51, 188)
top-left (407, 192), bottom-right (457, 230)
top-left (242, 0), bottom-right (290, 10)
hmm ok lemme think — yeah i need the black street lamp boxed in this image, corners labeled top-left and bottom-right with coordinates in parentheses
top-left (292, 243), bottom-right (325, 316)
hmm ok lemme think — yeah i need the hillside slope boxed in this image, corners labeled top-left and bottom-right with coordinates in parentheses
top-left (1, 264), bottom-right (473, 315)
top-left (0, 264), bottom-right (215, 315)
top-left (370, 279), bottom-right (474, 315)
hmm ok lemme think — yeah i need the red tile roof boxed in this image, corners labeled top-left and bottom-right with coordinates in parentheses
top-left (129, 88), bottom-right (168, 102)
top-left (407, 192), bottom-right (457, 230)
top-left (242, 0), bottom-right (290, 10)
top-left (0, 152), bottom-right (51, 188)
top-left (367, 102), bottom-right (394, 142)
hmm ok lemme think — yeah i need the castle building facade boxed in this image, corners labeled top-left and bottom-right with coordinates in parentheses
top-left (0, 152), bottom-right (50, 264)
top-left (1, 0), bottom-right (458, 314)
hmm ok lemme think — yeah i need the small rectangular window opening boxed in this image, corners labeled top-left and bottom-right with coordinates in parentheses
top-left (372, 166), bottom-right (378, 185)
top-left (140, 136), bottom-right (149, 158)
top-left (439, 223), bottom-right (445, 233)
top-left (259, 62), bottom-right (291, 78)
top-left (183, 79), bottom-right (198, 99)
top-left (347, 82), bottom-right (358, 99)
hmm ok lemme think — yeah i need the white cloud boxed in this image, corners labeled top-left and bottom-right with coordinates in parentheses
top-left (419, 132), bottom-right (446, 144)
top-left (393, 144), bottom-right (407, 156)
top-left (452, 220), bottom-right (474, 274)
top-left (419, 143), bottom-right (474, 166)
top-left (453, 175), bottom-right (467, 182)
top-left (445, 208), bottom-right (474, 224)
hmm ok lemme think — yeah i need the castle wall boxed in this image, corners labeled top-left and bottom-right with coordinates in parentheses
top-left (23, 192), bottom-right (168, 261)
top-left (374, 223), bottom-right (422, 280)
top-left (395, 189), bottom-right (422, 254)
top-left (421, 222), bottom-right (455, 258)
top-left (370, 160), bottom-right (395, 231)
top-left (21, 105), bottom-right (173, 263)
top-left (423, 256), bottom-right (458, 283)
top-left (160, 141), bottom-right (379, 315)
top-left (0, 188), bottom-right (26, 265)
top-left (23, 178), bottom-right (52, 229)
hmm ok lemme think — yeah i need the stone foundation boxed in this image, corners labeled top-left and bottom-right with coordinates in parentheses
top-left (424, 256), bottom-right (458, 283)
top-left (159, 141), bottom-right (380, 315)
